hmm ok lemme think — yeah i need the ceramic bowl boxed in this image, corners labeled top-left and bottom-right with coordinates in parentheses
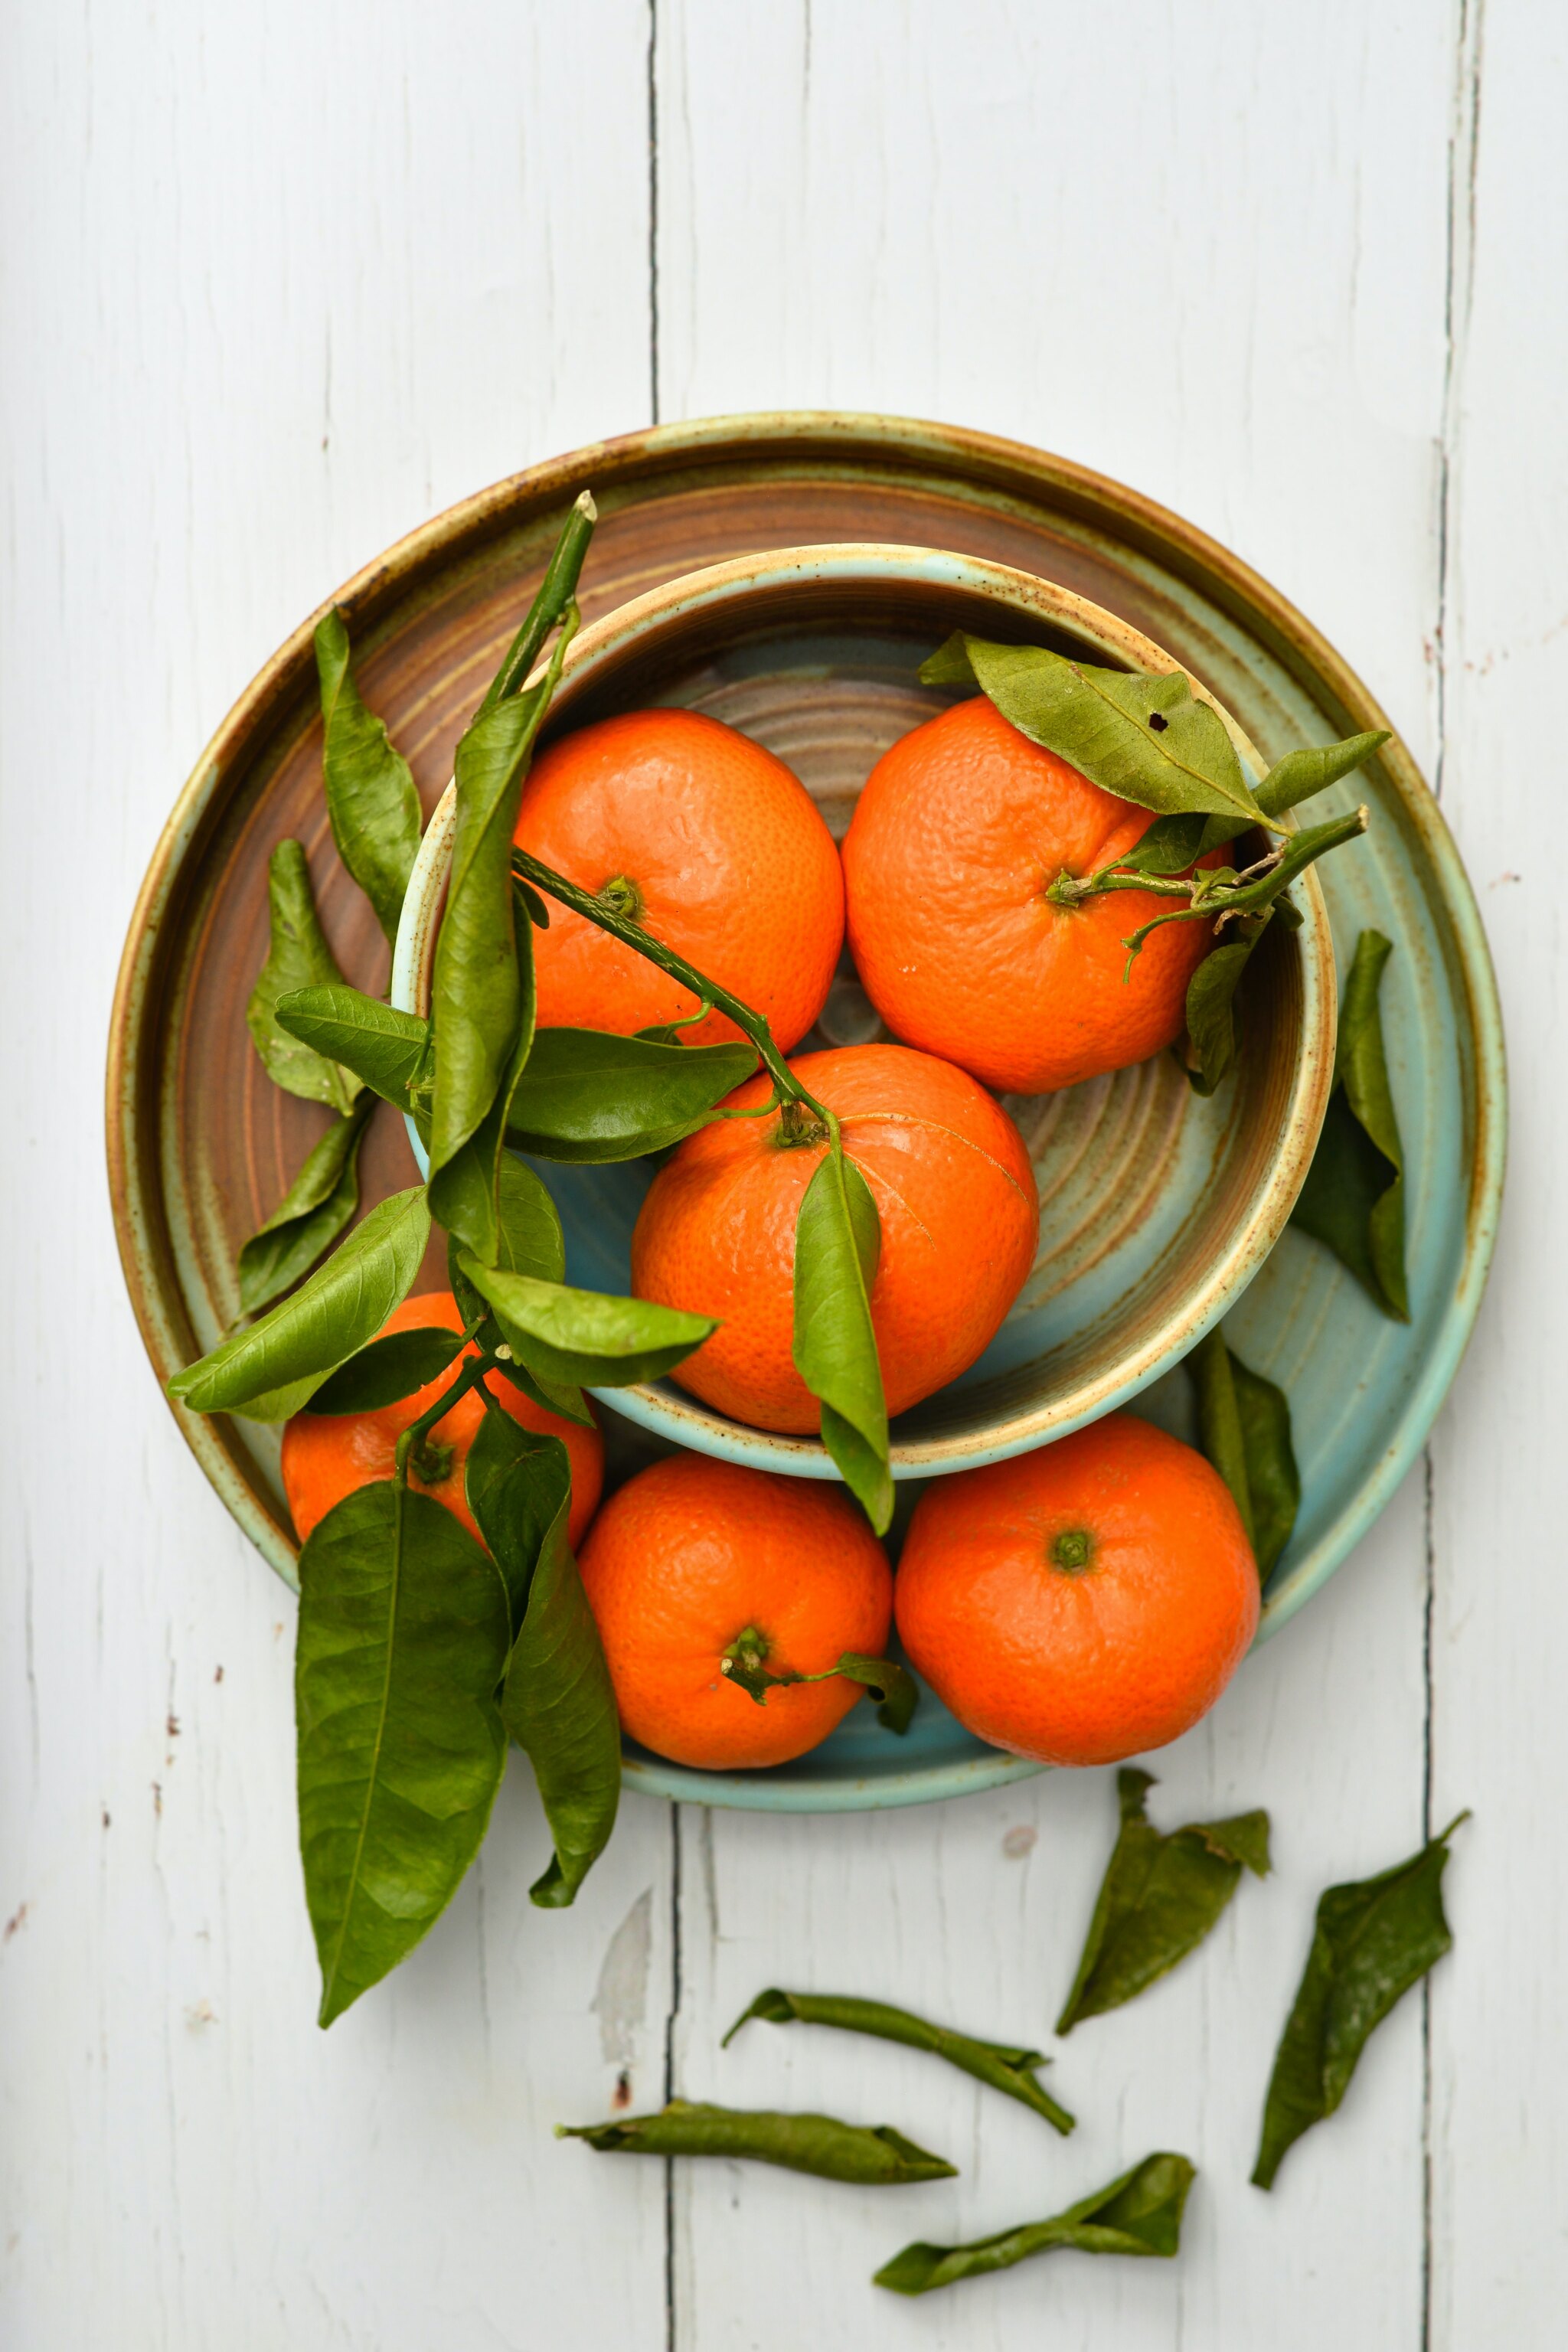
top-left (391, 543), bottom-right (1334, 1481)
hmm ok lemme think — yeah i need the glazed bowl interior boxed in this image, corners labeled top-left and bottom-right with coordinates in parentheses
top-left (392, 544), bottom-right (1334, 1481)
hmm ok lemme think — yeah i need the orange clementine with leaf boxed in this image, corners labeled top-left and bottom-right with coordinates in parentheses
top-left (893, 1414), bottom-right (1258, 1767)
top-left (281, 1291), bottom-right (603, 1552)
top-left (515, 707), bottom-right (843, 1050)
top-left (577, 1453), bottom-right (893, 1769)
top-left (842, 694), bottom-right (1221, 1093)
top-left (629, 1043), bottom-right (1039, 1434)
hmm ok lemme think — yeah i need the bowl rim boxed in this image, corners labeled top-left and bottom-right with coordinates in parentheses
top-left (392, 539), bottom-right (1336, 1480)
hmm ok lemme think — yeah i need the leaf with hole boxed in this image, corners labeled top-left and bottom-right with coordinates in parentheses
top-left (505, 1028), bottom-right (759, 1161)
top-left (168, 1186), bottom-right (430, 1418)
top-left (236, 1095), bottom-right (374, 1317)
top-left (1056, 1769), bottom-right (1271, 2034)
top-left (1253, 1815), bottom-right (1467, 2188)
top-left (295, 1481), bottom-right (510, 2027)
top-left (314, 609), bottom-right (423, 944)
top-left (874, 2151), bottom-right (1196, 2295)
top-left (1291, 929), bottom-right (1408, 1319)
top-left (247, 842), bottom-right (361, 1113)
top-left (792, 1145), bottom-right (891, 1534)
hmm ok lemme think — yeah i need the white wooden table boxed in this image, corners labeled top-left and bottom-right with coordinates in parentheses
top-left (1, 5), bottom-right (1555, 2343)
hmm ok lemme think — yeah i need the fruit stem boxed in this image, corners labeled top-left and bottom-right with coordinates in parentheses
top-left (392, 1354), bottom-right (488, 1491)
top-left (511, 844), bottom-right (838, 1134)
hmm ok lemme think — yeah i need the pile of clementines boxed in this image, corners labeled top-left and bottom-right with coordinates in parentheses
top-left (283, 695), bottom-right (1259, 1776)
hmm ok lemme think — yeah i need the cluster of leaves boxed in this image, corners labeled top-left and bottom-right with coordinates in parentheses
top-left (921, 632), bottom-right (1389, 1093)
top-left (169, 495), bottom-right (920, 2024)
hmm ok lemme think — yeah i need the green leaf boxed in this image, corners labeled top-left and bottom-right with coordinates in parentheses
top-left (428, 911), bottom-right (537, 1260)
top-left (304, 1325), bottom-right (466, 1415)
top-left (467, 1419), bottom-right (621, 1908)
top-left (1188, 1324), bottom-right (1300, 1578)
top-left (458, 1256), bottom-right (716, 1391)
top-left (874, 2151), bottom-right (1196, 2295)
top-left (477, 490), bottom-right (596, 717)
top-left (922, 632), bottom-right (1266, 830)
top-left (1182, 912), bottom-right (1272, 1096)
top-left (276, 985), bottom-right (431, 1113)
top-left (429, 622), bottom-right (570, 1179)
top-left (723, 1990), bottom-right (1073, 2135)
top-left (314, 609), bottom-right (423, 945)
top-left (720, 1643), bottom-right (916, 1736)
top-left (558, 2101), bottom-right (956, 2185)
top-left (168, 1187), bottom-right (430, 1418)
top-left (247, 842), bottom-right (361, 1114)
top-left (236, 1096), bottom-right (374, 1317)
top-left (449, 1223), bottom-right (592, 1428)
top-left (1254, 729), bottom-right (1390, 820)
top-left (1291, 929), bottom-right (1409, 1320)
top-left (1057, 1769), bottom-right (1271, 2035)
top-left (792, 1145), bottom-right (891, 1534)
top-left (1253, 1815), bottom-right (1468, 2189)
top-left (1120, 806), bottom-right (1367, 965)
top-left (505, 1028), bottom-right (759, 1161)
top-left (296, 1481), bottom-right (511, 2027)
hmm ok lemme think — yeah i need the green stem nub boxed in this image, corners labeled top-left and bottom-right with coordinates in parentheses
top-left (720, 1626), bottom-right (775, 1706)
top-left (1051, 1528), bottom-right (1093, 1573)
top-left (776, 1097), bottom-right (830, 1150)
top-left (410, 1435), bottom-right (455, 1487)
top-left (597, 874), bottom-right (643, 922)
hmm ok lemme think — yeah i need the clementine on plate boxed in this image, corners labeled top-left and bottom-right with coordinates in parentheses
top-left (515, 707), bottom-right (843, 1050)
top-left (842, 694), bottom-right (1221, 1094)
top-left (630, 1042), bottom-right (1040, 1434)
top-left (894, 1414), bottom-right (1258, 1766)
top-left (281, 1290), bottom-right (603, 1552)
top-left (577, 1453), bottom-right (893, 1769)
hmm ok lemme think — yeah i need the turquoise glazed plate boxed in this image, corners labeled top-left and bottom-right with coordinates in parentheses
top-left (108, 414), bottom-right (1505, 1814)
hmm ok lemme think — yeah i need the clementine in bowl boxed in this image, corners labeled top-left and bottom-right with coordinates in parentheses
top-left (894, 1414), bottom-right (1258, 1766)
top-left (578, 1453), bottom-right (893, 1769)
top-left (515, 707), bottom-right (843, 1050)
top-left (842, 693), bottom-right (1222, 1094)
top-left (281, 1291), bottom-right (604, 1552)
top-left (630, 1043), bottom-right (1040, 1434)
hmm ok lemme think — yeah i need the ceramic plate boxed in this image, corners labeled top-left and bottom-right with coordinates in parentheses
top-left (106, 413), bottom-right (1504, 1812)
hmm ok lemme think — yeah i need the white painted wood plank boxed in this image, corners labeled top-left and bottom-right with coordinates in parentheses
top-left (1429, 2), bottom-right (1568, 2341)
top-left (655, 3), bottom-right (1456, 2341)
top-left (0, 5), bottom-right (666, 2347)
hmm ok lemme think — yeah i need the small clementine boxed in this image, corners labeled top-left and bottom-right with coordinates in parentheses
top-left (842, 694), bottom-right (1221, 1094)
top-left (515, 707), bottom-right (843, 1050)
top-left (894, 1414), bottom-right (1258, 1767)
top-left (281, 1291), bottom-right (603, 1552)
top-left (577, 1454), bottom-right (893, 1770)
top-left (630, 1043), bottom-right (1040, 1434)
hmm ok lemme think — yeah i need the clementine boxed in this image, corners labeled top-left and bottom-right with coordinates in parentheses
top-left (515, 707), bottom-right (843, 1050)
top-left (282, 1291), bottom-right (603, 1552)
top-left (894, 1415), bottom-right (1258, 1767)
top-left (577, 1454), bottom-right (893, 1769)
top-left (629, 1043), bottom-right (1039, 1434)
top-left (841, 694), bottom-right (1221, 1094)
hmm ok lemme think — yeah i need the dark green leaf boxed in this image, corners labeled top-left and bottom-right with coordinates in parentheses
top-left (168, 1186), bottom-right (430, 1419)
top-left (429, 626), bottom-right (570, 1178)
top-left (458, 1255), bottom-right (716, 1390)
top-left (505, 1028), bottom-right (758, 1161)
top-left (1183, 913), bottom-right (1272, 1096)
top-left (1113, 810), bottom-right (1210, 877)
top-left (558, 2100), bottom-right (955, 2184)
top-left (275, 985), bottom-right (431, 1113)
top-left (922, 632), bottom-right (1266, 830)
top-left (236, 1096), bottom-right (374, 1317)
top-left (296, 1481), bottom-right (511, 2027)
top-left (514, 874), bottom-right (552, 929)
top-left (792, 1145), bottom-right (891, 1534)
top-left (468, 1419), bottom-right (620, 1908)
top-left (1291, 929), bottom-right (1408, 1320)
top-left (1188, 1324), bottom-right (1300, 1578)
top-left (1057, 1769), bottom-right (1271, 2035)
top-left (874, 2151), bottom-right (1196, 2295)
top-left (723, 1990), bottom-right (1073, 2134)
top-left (1253, 1815), bottom-right (1468, 2189)
top-left (304, 1325), bottom-right (466, 1415)
top-left (314, 609), bottom-right (423, 944)
top-left (428, 910), bottom-right (537, 1261)
top-left (247, 841), bottom-right (360, 1113)
top-left (449, 1223), bottom-right (592, 1429)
